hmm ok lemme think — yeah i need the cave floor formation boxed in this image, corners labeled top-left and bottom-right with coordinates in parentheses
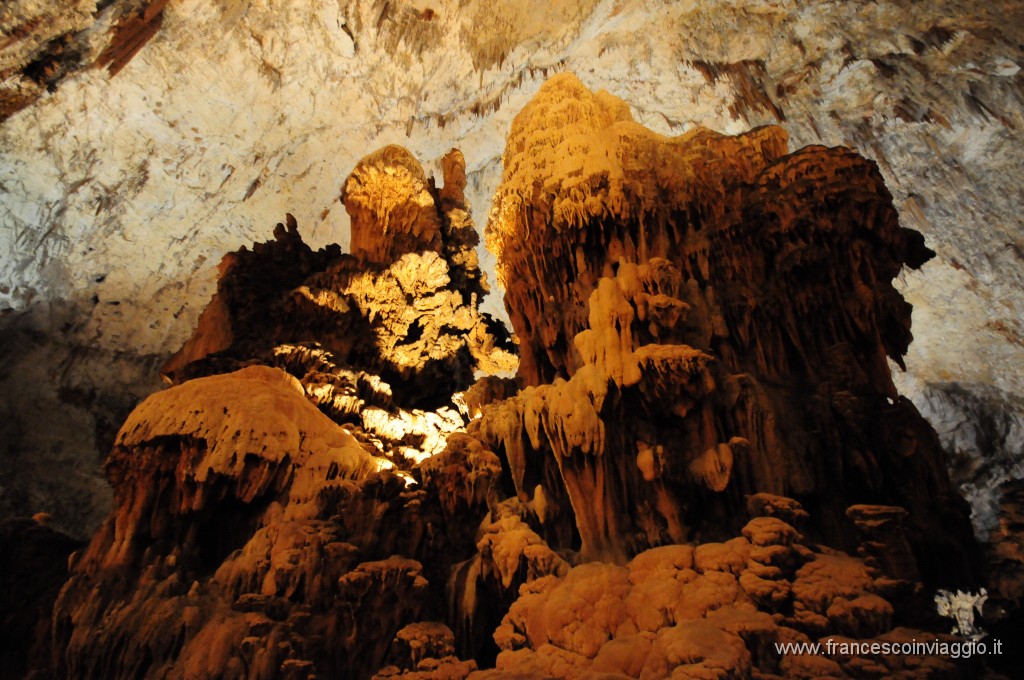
top-left (2, 74), bottom-right (1022, 679)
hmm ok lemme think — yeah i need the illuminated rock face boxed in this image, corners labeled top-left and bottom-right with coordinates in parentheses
top-left (163, 147), bottom-right (515, 451)
top-left (344, 145), bottom-right (445, 264)
top-left (28, 86), bottom-right (1002, 677)
top-left (481, 74), bottom-right (978, 578)
top-left (51, 148), bottom-right (518, 679)
top-left (0, 1), bottom-right (1021, 675)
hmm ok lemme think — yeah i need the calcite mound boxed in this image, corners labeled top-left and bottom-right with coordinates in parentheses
top-left (480, 73), bottom-right (978, 582)
top-left (489, 505), bottom-right (971, 679)
top-left (51, 361), bottom-right (485, 679)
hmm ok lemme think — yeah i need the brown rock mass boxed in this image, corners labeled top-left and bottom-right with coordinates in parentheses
top-left (52, 366), bottom-right (395, 678)
top-left (51, 147), bottom-right (516, 679)
top-left (479, 73), bottom-right (979, 580)
top-left (22, 74), bottom-right (997, 679)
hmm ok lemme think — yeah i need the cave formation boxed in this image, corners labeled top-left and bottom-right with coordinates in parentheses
top-left (3, 2), bottom-right (1024, 680)
top-left (1, 71), bottom-right (1019, 679)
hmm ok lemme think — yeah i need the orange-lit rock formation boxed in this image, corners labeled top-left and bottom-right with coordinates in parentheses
top-left (344, 145), bottom-right (444, 264)
top-left (52, 366), bottom-right (416, 678)
top-left (35, 76), bottom-right (996, 679)
top-left (51, 148), bottom-right (516, 680)
top-left (488, 497), bottom-right (977, 678)
top-left (480, 73), bottom-right (979, 581)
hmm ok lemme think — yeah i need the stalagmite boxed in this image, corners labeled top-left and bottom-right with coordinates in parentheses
top-left (344, 145), bottom-right (444, 264)
top-left (480, 73), bottom-right (979, 583)
top-left (50, 146), bottom-right (517, 680)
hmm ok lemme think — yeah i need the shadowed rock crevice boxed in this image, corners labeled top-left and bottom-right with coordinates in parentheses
top-left (0, 1), bottom-right (170, 121)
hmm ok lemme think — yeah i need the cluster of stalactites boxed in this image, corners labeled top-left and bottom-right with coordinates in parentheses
top-left (477, 71), bottom-right (974, 588)
top-left (472, 256), bottom-right (736, 563)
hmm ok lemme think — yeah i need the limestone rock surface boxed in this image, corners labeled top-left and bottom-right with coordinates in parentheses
top-left (0, 1), bottom-right (170, 120)
top-left (161, 147), bottom-right (515, 464)
top-left (53, 366), bottom-right (405, 678)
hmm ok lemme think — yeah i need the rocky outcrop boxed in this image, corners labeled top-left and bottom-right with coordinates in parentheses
top-left (449, 500), bottom-right (572, 665)
top-left (373, 622), bottom-right (478, 679)
top-left (846, 504), bottom-right (921, 585)
top-left (480, 74), bottom-right (979, 584)
top-left (21, 80), bottom-right (1009, 678)
top-left (159, 213), bottom-right (338, 382)
top-left (3, 1), bottom-right (1023, 564)
top-left (344, 145), bottom-right (444, 264)
top-left (50, 361), bottom-right (484, 679)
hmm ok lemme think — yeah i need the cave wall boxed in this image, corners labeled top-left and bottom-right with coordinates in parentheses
top-left (2, 0), bottom-right (1024, 537)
